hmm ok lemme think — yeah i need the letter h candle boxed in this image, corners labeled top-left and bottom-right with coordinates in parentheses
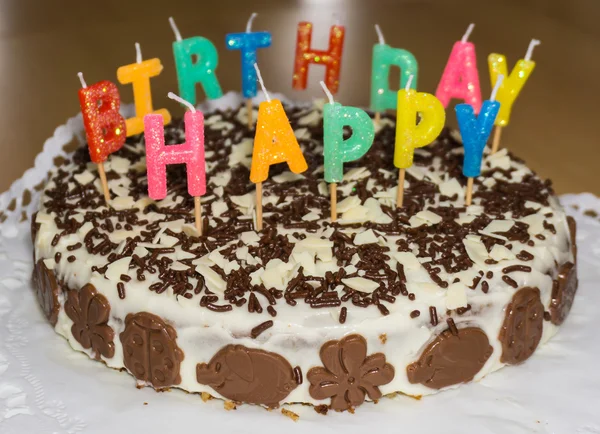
top-left (144, 93), bottom-right (206, 234)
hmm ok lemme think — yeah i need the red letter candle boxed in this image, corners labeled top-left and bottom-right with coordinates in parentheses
top-left (292, 21), bottom-right (345, 94)
top-left (77, 72), bottom-right (126, 203)
top-left (435, 23), bottom-right (482, 114)
top-left (144, 93), bottom-right (206, 234)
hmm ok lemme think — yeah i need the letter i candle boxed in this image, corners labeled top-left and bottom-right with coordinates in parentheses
top-left (455, 75), bottom-right (504, 206)
top-left (77, 72), bottom-right (127, 204)
top-left (394, 76), bottom-right (446, 208)
top-left (488, 39), bottom-right (540, 153)
top-left (321, 81), bottom-right (375, 222)
top-left (144, 93), bottom-right (207, 234)
top-left (226, 13), bottom-right (272, 129)
top-left (251, 63), bottom-right (308, 231)
top-left (117, 43), bottom-right (171, 136)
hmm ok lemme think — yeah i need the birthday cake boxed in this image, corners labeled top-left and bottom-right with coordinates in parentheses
top-left (31, 101), bottom-right (577, 412)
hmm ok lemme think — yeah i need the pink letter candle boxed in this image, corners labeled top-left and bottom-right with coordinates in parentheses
top-left (144, 93), bottom-right (206, 233)
top-left (435, 23), bottom-right (482, 114)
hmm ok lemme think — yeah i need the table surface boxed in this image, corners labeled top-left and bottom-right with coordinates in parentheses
top-left (0, 0), bottom-right (597, 194)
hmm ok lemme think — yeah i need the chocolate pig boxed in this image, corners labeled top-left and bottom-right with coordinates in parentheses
top-left (196, 345), bottom-right (298, 407)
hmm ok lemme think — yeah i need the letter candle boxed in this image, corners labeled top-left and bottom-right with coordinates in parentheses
top-left (169, 17), bottom-right (223, 105)
top-left (117, 43), bottom-right (171, 136)
top-left (77, 72), bottom-right (126, 204)
top-left (321, 81), bottom-right (375, 222)
top-left (488, 39), bottom-right (540, 153)
top-left (371, 24), bottom-right (418, 124)
top-left (226, 13), bottom-right (272, 129)
top-left (144, 93), bottom-right (206, 234)
top-left (292, 20), bottom-right (345, 94)
top-left (395, 75), bottom-right (446, 208)
top-left (436, 23), bottom-right (482, 114)
top-left (455, 75), bottom-right (504, 206)
top-left (251, 63), bottom-right (308, 231)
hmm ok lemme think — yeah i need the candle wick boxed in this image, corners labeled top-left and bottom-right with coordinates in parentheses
top-left (168, 92), bottom-right (196, 112)
top-left (77, 72), bottom-right (87, 89)
top-left (375, 24), bottom-right (385, 45)
top-left (169, 16), bottom-right (183, 42)
top-left (524, 38), bottom-right (541, 61)
top-left (319, 81), bottom-right (334, 105)
top-left (332, 12), bottom-right (342, 27)
top-left (461, 23), bottom-right (475, 43)
top-left (405, 74), bottom-right (414, 91)
top-left (135, 42), bottom-right (142, 64)
top-left (253, 63), bottom-right (271, 102)
top-left (490, 74), bottom-right (504, 102)
top-left (246, 12), bottom-right (258, 33)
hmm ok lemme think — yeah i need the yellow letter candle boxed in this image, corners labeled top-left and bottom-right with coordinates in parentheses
top-left (250, 64), bottom-right (308, 230)
top-left (488, 38), bottom-right (540, 153)
top-left (117, 43), bottom-right (171, 136)
top-left (395, 76), bottom-right (445, 208)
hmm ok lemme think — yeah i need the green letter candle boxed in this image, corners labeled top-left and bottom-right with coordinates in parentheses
top-left (169, 17), bottom-right (223, 105)
top-left (371, 25), bottom-right (418, 114)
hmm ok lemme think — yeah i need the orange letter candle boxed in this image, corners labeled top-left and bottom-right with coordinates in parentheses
top-left (292, 21), bottom-right (345, 94)
top-left (252, 64), bottom-right (308, 230)
top-left (77, 72), bottom-right (126, 203)
top-left (117, 43), bottom-right (171, 136)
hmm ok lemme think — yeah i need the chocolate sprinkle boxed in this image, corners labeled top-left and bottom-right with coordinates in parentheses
top-left (250, 320), bottom-right (274, 338)
top-left (429, 306), bottom-right (438, 326)
top-left (446, 318), bottom-right (458, 336)
top-left (293, 366), bottom-right (303, 385)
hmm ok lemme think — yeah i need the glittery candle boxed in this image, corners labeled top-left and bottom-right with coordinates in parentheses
top-left (117, 47), bottom-right (171, 136)
top-left (488, 55), bottom-right (536, 127)
top-left (144, 111), bottom-right (206, 200)
top-left (435, 25), bottom-right (482, 114)
top-left (292, 22), bottom-right (345, 94)
top-left (323, 102), bottom-right (375, 183)
top-left (78, 80), bottom-right (126, 163)
top-left (172, 37), bottom-right (223, 105)
top-left (395, 89), bottom-right (445, 169)
top-left (371, 44), bottom-right (418, 112)
top-left (226, 31), bottom-right (272, 98)
top-left (455, 100), bottom-right (500, 178)
top-left (250, 99), bottom-right (308, 183)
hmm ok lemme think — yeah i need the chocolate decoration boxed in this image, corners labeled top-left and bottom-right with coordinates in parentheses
top-left (307, 334), bottom-right (395, 411)
top-left (567, 216), bottom-right (577, 261)
top-left (64, 284), bottom-right (115, 359)
top-left (550, 262), bottom-right (578, 325)
top-left (120, 312), bottom-right (184, 388)
top-left (406, 327), bottom-right (493, 389)
top-left (32, 259), bottom-right (60, 326)
top-left (196, 345), bottom-right (297, 408)
top-left (499, 286), bottom-right (544, 364)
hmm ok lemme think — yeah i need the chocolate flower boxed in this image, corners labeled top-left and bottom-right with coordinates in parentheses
top-left (65, 284), bottom-right (115, 359)
top-left (32, 259), bottom-right (60, 326)
top-left (307, 334), bottom-right (394, 411)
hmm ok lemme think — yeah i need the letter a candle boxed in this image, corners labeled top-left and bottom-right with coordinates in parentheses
top-left (488, 39), bottom-right (540, 153)
top-left (226, 13), bottom-right (272, 129)
top-left (77, 72), bottom-right (126, 204)
top-left (251, 63), bottom-right (308, 231)
top-left (455, 75), bottom-right (504, 206)
top-left (371, 24), bottom-right (418, 124)
top-left (436, 23), bottom-right (482, 114)
top-left (395, 76), bottom-right (446, 208)
top-left (169, 17), bottom-right (223, 105)
top-left (292, 20), bottom-right (345, 94)
top-left (117, 43), bottom-right (171, 136)
top-left (321, 81), bottom-right (375, 222)
top-left (144, 93), bottom-right (206, 234)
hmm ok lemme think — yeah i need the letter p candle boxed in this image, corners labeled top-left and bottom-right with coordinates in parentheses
top-left (144, 93), bottom-right (206, 234)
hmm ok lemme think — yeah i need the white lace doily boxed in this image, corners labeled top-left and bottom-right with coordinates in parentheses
top-left (1, 96), bottom-right (599, 433)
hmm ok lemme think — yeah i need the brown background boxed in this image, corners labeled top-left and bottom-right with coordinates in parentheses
top-left (0, 0), bottom-right (597, 194)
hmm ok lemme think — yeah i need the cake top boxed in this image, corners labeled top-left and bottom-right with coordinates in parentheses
top-left (35, 101), bottom-right (567, 328)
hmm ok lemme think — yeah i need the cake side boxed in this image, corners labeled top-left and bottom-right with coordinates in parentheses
top-left (32, 102), bottom-right (578, 410)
